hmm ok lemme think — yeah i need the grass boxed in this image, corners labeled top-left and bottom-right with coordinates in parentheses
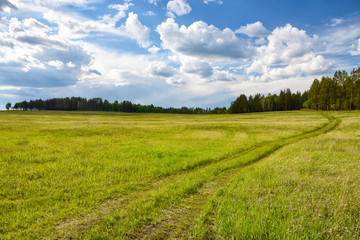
top-left (0, 110), bottom-right (358, 239)
top-left (192, 111), bottom-right (360, 239)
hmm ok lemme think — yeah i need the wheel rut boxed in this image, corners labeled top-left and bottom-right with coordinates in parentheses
top-left (133, 114), bottom-right (341, 239)
top-left (48, 114), bottom-right (340, 239)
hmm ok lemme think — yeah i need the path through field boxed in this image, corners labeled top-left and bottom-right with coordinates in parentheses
top-left (51, 113), bottom-right (340, 239)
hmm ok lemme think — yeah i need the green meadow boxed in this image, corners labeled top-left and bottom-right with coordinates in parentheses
top-left (0, 110), bottom-right (359, 239)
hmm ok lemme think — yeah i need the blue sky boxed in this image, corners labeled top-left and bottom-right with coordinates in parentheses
top-left (0, 0), bottom-right (360, 109)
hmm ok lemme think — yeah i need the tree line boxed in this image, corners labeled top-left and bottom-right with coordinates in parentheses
top-left (229, 66), bottom-right (360, 113)
top-left (10, 97), bottom-right (228, 114)
top-left (308, 67), bottom-right (360, 110)
top-left (229, 90), bottom-right (307, 113)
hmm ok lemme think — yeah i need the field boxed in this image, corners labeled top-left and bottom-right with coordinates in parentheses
top-left (0, 110), bottom-right (359, 239)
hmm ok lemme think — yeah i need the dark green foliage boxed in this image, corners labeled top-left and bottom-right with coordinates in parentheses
top-left (12, 97), bottom-right (227, 114)
top-left (5, 102), bottom-right (11, 110)
top-left (308, 67), bottom-right (360, 111)
top-left (229, 90), bottom-right (306, 113)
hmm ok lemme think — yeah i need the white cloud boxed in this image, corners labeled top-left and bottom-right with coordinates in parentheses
top-left (180, 58), bottom-right (213, 78)
top-left (44, 10), bottom-right (92, 39)
top-left (235, 21), bottom-right (270, 38)
top-left (166, 76), bottom-right (184, 85)
top-left (143, 10), bottom-right (156, 16)
top-left (148, 61), bottom-right (175, 77)
top-left (23, 18), bottom-right (51, 31)
top-left (204, 0), bottom-right (223, 4)
top-left (148, 45), bottom-right (160, 54)
top-left (48, 60), bottom-right (64, 70)
top-left (0, 17), bottom-right (92, 86)
top-left (79, 43), bottom-right (154, 87)
top-left (209, 69), bottom-right (236, 82)
top-left (255, 37), bottom-right (266, 45)
top-left (147, 0), bottom-right (159, 5)
top-left (322, 21), bottom-right (360, 55)
top-left (330, 18), bottom-right (343, 27)
top-left (66, 61), bottom-right (75, 68)
top-left (43, 8), bottom-right (151, 48)
top-left (124, 12), bottom-right (150, 48)
top-left (167, 0), bottom-right (191, 17)
top-left (247, 24), bottom-right (331, 81)
top-left (350, 39), bottom-right (360, 56)
top-left (101, 3), bottom-right (132, 27)
top-left (157, 18), bottom-right (254, 59)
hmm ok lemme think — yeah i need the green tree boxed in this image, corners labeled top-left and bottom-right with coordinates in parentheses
top-left (352, 67), bottom-right (360, 110)
top-left (319, 77), bottom-right (330, 110)
top-left (309, 79), bottom-right (320, 110)
top-left (328, 77), bottom-right (337, 110)
top-left (343, 76), bottom-right (353, 110)
top-left (279, 90), bottom-right (285, 111)
top-left (5, 102), bottom-right (11, 110)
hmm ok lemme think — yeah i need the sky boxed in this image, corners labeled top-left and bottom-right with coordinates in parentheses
top-left (0, 0), bottom-right (360, 109)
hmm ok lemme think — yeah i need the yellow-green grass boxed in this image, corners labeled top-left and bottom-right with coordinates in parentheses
top-left (0, 110), bottom-right (335, 239)
top-left (193, 111), bottom-right (360, 239)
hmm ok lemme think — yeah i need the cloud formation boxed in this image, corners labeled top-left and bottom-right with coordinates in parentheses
top-left (235, 21), bottom-right (270, 38)
top-left (167, 0), bottom-right (191, 18)
top-left (0, 17), bottom-right (91, 87)
top-left (247, 24), bottom-right (331, 81)
top-left (149, 62), bottom-right (175, 77)
top-left (125, 12), bottom-right (151, 48)
top-left (157, 18), bottom-right (254, 59)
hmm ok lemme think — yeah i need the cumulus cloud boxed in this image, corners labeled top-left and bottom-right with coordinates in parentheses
top-left (157, 18), bottom-right (254, 59)
top-left (235, 21), bottom-right (270, 38)
top-left (125, 12), bottom-right (150, 48)
top-left (148, 62), bottom-right (175, 77)
top-left (209, 70), bottom-right (236, 82)
top-left (180, 59), bottom-right (213, 78)
top-left (247, 24), bottom-right (332, 81)
top-left (167, 0), bottom-right (191, 18)
top-left (0, 0), bottom-right (17, 12)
